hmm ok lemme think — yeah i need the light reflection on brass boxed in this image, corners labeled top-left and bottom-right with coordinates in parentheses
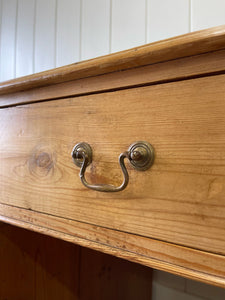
top-left (71, 141), bottom-right (154, 193)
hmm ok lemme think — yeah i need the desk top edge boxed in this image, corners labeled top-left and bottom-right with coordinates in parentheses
top-left (1, 25), bottom-right (225, 96)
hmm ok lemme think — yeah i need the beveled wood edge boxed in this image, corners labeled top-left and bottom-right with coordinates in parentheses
top-left (1, 48), bottom-right (225, 108)
top-left (0, 203), bottom-right (224, 288)
top-left (1, 25), bottom-right (225, 96)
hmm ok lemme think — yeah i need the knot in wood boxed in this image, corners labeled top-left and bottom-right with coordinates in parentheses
top-left (36, 152), bottom-right (52, 169)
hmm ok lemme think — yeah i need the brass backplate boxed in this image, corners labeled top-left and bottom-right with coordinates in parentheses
top-left (71, 142), bottom-right (92, 167)
top-left (128, 141), bottom-right (154, 171)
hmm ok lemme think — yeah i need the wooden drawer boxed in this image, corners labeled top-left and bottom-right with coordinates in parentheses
top-left (1, 26), bottom-right (225, 287)
top-left (1, 74), bottom-right (225, 256)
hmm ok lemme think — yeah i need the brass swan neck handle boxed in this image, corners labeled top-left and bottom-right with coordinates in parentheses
top-left (80, 151), bottom-right (130, 192)
top-left (72, 141), bottom-right (154, 193)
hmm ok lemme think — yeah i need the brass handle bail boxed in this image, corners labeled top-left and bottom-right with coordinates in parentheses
top-left (71, 141), bottom-right (154, 193)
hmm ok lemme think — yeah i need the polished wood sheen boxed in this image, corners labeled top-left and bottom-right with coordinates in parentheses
top-left (0, 27), bottom-right (225, 288)
top-left (1, 74), bottom-right (225, 253)
top-left (1, 49), bottom-right (225, 107)
top-left (0, 203), bottom-right (224, 288)
top-left (0, 25), bottom-right (225, 96)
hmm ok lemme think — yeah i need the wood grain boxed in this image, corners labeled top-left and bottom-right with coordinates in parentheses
top-left (1, 25), bottom-right (225, 95)
top-left (0, 75), bottom-right (225, 257)
top-left (0, 221), bottom-right (152, 300)
top-left (0, 222), bottom-right (80, 299)
top-left (1, 49), bottom-right (225, 108)
top-left (0, 203), bottom-right (224, 288)
top-left (79, 247), bottom-right (152, 300)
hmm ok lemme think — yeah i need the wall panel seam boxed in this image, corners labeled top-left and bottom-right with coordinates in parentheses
top-left (79, 0), bottom-right (82, 61)
top-left (14, 0), bottom-right (18, 78)
top-left (109, 0), bottom-right (112, 53)
top-left (54, 0), bottom-right (58, 68)
top-left (33, 0), bottom-right (37, 74)
top-left (189, 0), bottom-right (192, 32)
top-left (145, 0), bottom-right (148, 44)
top-left (0, 0), bottom-right (2, 73)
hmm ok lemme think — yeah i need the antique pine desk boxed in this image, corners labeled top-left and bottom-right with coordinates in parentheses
top-left (0, 26), bottom-right (225, 296)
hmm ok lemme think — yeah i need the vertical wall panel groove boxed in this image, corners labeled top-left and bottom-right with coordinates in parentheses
top-left (191, 0), bottom-right (225, 31)
top-left (81, 0), bottom-right (110, 61)
top-left (0, 1), bottom-right (225, 300)
top-left (111, 0), bottom-right (146, 53)
top-left (0, 0), bottom-right (17, 82)
top-left (14, 0), bottom-right (18, 78)
top-left (54, 0), bottom-right (58, 68)
top-left (32, 0), bottom-right (37, 75)
top-left (16, 0), bottom-right (35, 78)
top-left (1, 0), bottom-right (224, 80)
top-left (109, 0), bottom-right (112, 53)
top-left (0, 0), bottom-right (2, 77)
top-left (34, 0), bottom-right (56, 73)
top-left (79, 0), bottom-right (82, 61)
top-left (56, 0), bottom-right (80, 67)
top-left (189, 0), bottom-right (193, 32)
top-left (147, 0), bottom-right (190, 43)
top-left (145, 0), bottom-right (148, 44)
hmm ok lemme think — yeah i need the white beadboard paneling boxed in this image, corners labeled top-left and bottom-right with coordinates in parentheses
top-left (111, 0), bottom-right (146, 53)
top-left (152, 282), bottom-right (203, 300)
top-left (16, 0), bottom-right (35, 77)
top-left (81, 0), bottom-right (110, 60)
top-left (0, 0), bottom-right (2, 75)
top-left (147, 0), bottom-right (190, 43)
top-left (186, 278), bottom-right (225, 300)
top-left (0, 0), bottom-right (17, 82)
top-left (34, 0), bottom-right (56, 73)
top-left (191, 0), bottom-right (225, 31)
top-left (56, 0), bottom-right (80, 67)
top-left (153, 270), bottom-right (225, 300)
top-left (153, 270), bottom-right (186, 292)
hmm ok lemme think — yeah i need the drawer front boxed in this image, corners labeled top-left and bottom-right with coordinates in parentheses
top-left (0, 75), bottom-right (225, 255)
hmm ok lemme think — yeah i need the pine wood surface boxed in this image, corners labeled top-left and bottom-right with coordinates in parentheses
top-left (0, 203), bottom-right (224, 288)
top-left (0, 75), bottom-right (225, 259)
top-left (0, 25), bottom-right (225, 96)
top-left (0, 222), bottom-right (80, 299)
top-left (1, 49), bottom-right (225, 108)
top-left (0, 222), bottom-right (152, 299)
top-left (1, 26), bottom-right (225, 289)
top-left (79, 246), bottom-right (152, 300)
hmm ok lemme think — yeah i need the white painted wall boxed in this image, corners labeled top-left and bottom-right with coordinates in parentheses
top-left (1, 0), bottom-right (225, 82)
top-left (0, 1), bottom-right (225, 298)
top-left (152, 270), bottom-right (225, 300)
